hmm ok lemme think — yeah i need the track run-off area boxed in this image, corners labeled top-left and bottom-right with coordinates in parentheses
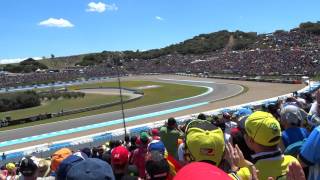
top-left (0, 75), bottom-right (304, 151)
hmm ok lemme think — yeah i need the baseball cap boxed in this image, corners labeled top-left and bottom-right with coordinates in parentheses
top-left (147, 140), bottom-right (166, 155)
top-left (151, 128), bottom-right (159, 136)
top-left (56, 152), bottom-right (88, 180)
top-left (145, 151), bottom-right (170, 180)
top-left (280, 104), bottom-right (306, 126)
top-left (5, 163), bottom-right (15, 171)
top-left (66, 158), bottom-right (115, 180)
top-left (19, 156), bottom-right (39, 177)
top-left (174, 162), bottom-right (231, 180)
top-left (140, 132), bottom-right (150, 144)
top-left (244, 111), bottom-right (281, 146)
top-left (233, 107), bottom-right (253, 118)
top-left (111, 146), bottom-right (129, 165)
top-left (185, 120), bottom-right (225, 165)
top-left (50, 148), bottom-right (72, 172)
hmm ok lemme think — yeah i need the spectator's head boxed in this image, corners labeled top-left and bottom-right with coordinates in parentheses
top-left (167, 117), bottom-right (177, 129)
top-left (147, 140), bottom-right (166, 155)
top-left (151, 128), bottom-right (159, 137)
top-left (50, 148), bottom-right (72, 172)
top-left (233, 107), bottom-right (253, 119)
top-left (125, 135), bottom-right (130, 143)
top-left (184, 120), bottom-right (225, 165)
top-left (174, 162), bottom-right (231, 180)
top-left (307, 114), bottom-right (320, 129)
top-left (280, 104), bottom-right (306, 128)
top-left (130, 136), bottom-right (137, 145)
top-left (19, 156), bottom-right (39, 178)
top-left (145, 151), bottom-right (169, 180)
top-left (139, 132), bottom-right (150, 145)
top-left (65, 158), bottom-right (115, 180)
top-left (111, 146), bottom-right (129, 171)
top-left (37, 159), bottom-right (51, 177)
top-left (241, 111), bottom-right (281, 153)
top-left (56, 152), bottom-right (87, 180)
top-left (80, 147), bottom-right (92, 157)
top-left (5, 163), bottom-right (15, 173)
top-left (197, 113), bottom-right (207, 120)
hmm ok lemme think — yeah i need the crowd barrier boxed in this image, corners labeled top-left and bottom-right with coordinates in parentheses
top-left (0, 80), bottom-right (319, 165)
top-left (175, 73), bottom-right (303, 84)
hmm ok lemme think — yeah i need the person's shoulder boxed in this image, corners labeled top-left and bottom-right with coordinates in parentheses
top-left (160, 126), bottom-right (167, 132)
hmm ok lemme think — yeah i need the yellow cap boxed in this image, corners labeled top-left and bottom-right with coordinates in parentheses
top-left (245, 111), bottom-right (281, 146)
top-left (186, 120), bottom-right (225, 165)
top-left (6, 163), bottom-right (16, 171)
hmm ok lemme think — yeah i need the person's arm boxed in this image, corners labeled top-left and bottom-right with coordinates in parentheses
top-left (298, 127), bottom-right (320, 167)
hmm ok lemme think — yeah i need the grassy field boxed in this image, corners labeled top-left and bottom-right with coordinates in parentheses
top-left (0, 94), bottom-right (124, 120)
top-left (0, 81), bottom-right (207, 131)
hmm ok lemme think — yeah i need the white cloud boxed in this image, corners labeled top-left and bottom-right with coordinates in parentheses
top-left (155, 16), bottom-right (164, 21)
top-left (0, 57), bottom-right (41, 64)
top-left (86, 2), bottom-right (118, 13)
top-left (105, 3), bottom-right (118, 11)
top-left (38, 18), bottom-right (74, 28)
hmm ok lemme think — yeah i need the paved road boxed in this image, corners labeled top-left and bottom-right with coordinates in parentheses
top-left (0, 76), bottom-right (242, 144)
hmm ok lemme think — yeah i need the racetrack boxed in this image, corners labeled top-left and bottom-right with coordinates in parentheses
top-left (0, 75), bottom-right (304, 151)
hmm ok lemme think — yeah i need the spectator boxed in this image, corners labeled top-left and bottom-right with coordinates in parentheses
top-left (298, 125), bottom-right (320, 180)
top-left (5, 162), bottom-right (17, 180)
top-left (56, 151), bottom-right (87, 180)
top-left (309, 90), bottom-right (320, 116)
top-left (184, 120), bottom-right (250, 179)
top-left (145, 151), bottom-right (170, 180)
top-left (279, 104), bottom-right (309, 149)
top-left (241, 111), bottom-right (300, 179)
top-left (130, 132), bottom-right (150, 178)
top-left (150, 128), bottom-right (161, 140)
top-left (18, 156), bottom-right (40, 180)
top-left (65, 158), bottom-right (115, 180)
top-left (160, 118), bottom-right (181, 159)
top-left (50, 148), bottom-right (72, 173)
top-left (111, 146), bottom-right (130, 180)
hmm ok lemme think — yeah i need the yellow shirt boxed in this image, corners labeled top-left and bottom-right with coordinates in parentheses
top-left (255, 155), bottom-right (299, 180)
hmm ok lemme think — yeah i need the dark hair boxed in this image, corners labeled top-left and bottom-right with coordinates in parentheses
top-left (197, 113), bottom-right (207, 120)
top-left (167, 117), bottom-right (177, 127)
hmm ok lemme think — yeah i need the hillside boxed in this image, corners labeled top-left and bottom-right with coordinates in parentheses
top-left (14, 21), bottom-right (313, 69)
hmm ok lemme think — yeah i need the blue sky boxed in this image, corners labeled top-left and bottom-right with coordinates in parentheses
top-left (0, 0), bottom-right (319, 63)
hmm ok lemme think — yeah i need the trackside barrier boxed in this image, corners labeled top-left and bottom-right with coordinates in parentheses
top-left (0, 81), bottom-right (319, 165)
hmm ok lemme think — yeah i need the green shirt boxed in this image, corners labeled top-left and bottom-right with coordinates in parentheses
top-left (160, 126), bottom-right (180, 158)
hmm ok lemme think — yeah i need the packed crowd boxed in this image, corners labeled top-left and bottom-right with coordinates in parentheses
top-left (1, 29), bottom-right (320, 88)
top-left (1, 89), bottom-right (320, 180)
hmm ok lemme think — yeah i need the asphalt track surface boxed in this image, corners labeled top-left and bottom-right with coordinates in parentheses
top-left (0, 75), bottom-right (304, 151)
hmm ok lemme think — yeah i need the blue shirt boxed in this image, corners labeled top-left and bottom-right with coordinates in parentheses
top-left (282, 127), bottom-right (309, 148)
top-left (299, 126), bottom-right (320, 180)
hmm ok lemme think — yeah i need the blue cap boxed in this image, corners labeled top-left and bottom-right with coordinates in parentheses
top-left (233, 108), bottom-right (253, 118)
top-left (56, 152), bottom-right (88, 180)
top-left (66, 158), bottom-right (115, 180)
top-left (147, 140), bottom-right (166, 155)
